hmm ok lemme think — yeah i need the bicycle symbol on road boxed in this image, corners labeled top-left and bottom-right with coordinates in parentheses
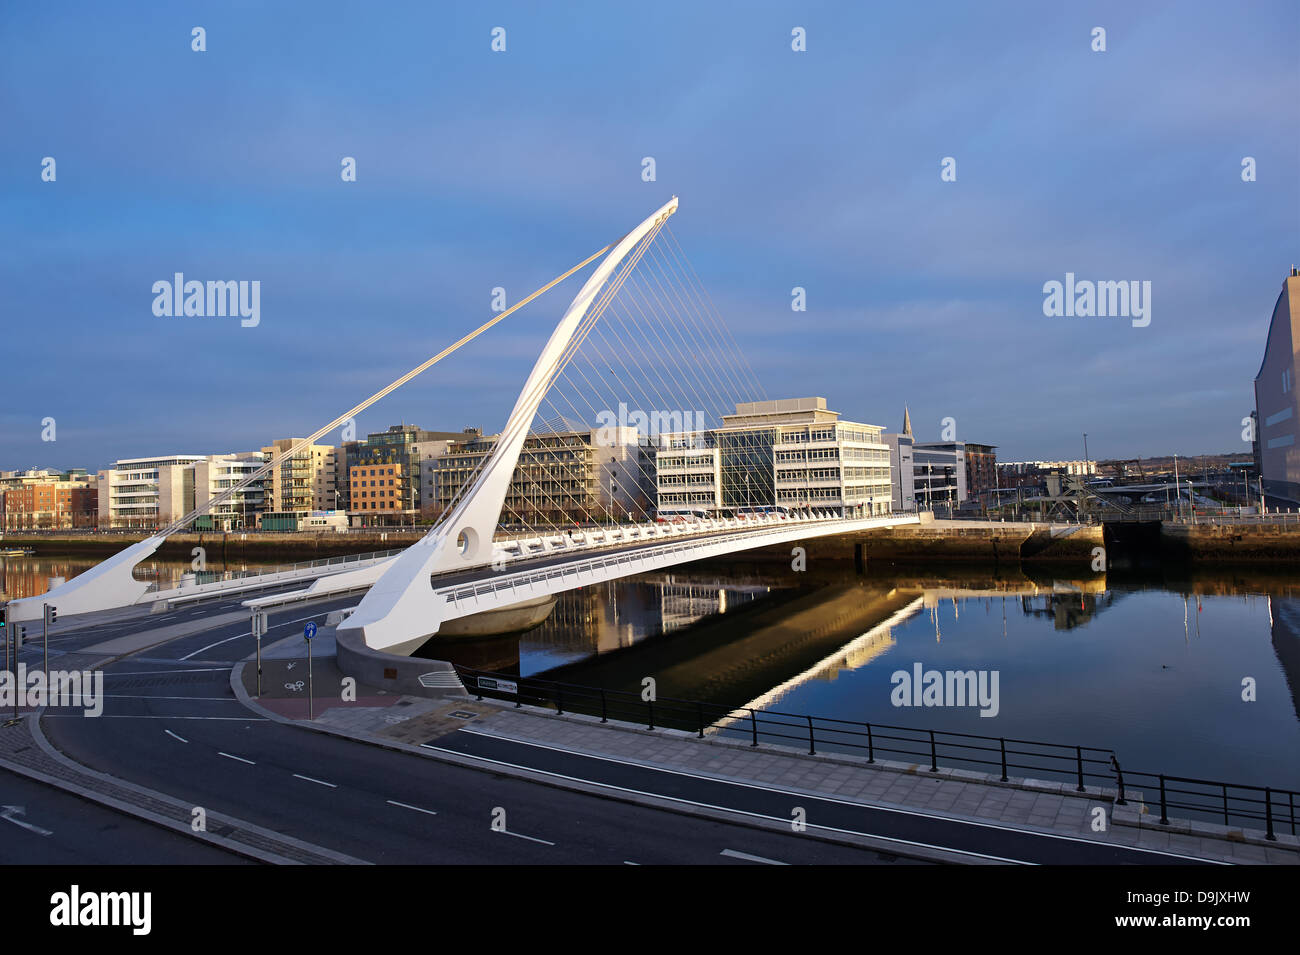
top-left (284, 681), bottom-right (305, 692)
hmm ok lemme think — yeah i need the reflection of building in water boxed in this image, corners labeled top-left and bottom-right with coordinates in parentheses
top-left (1018, 591), bottom-right (1116, 630)
top-left (1271, 597), bottom-right (1300, 722)
top-left (521, 579), bottom-right (780, 656)
top-left (523, 581), bottom-right (663, 655)
top-left (660, 583), bottom-right (771, 633)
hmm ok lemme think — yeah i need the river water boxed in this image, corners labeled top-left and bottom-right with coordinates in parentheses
top-left (6, 553), bottom-right (1298, 792)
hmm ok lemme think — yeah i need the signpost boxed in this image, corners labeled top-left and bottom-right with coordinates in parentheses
top-left (251, 610), bottom-right (267, 696)
top-left (304, 622), bottom-right (317, 719)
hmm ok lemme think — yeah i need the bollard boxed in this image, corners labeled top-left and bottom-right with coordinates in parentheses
top-left (1158, 775), bottom-right (1169, 826)
top-left (807, 715), bottom-right (816, 756)
top-left (929, 730), bottom-right (938, 772)
top-left (1075, 746), bottom-right (1085, 792)
top-left (750, 708), bottom-right (759, 747)
top-left (999, 738), bottom-right (1008, 782)
top-left (1265, 788), bottom-right (1276, 841)
top-left (866, 723), bottom-right (875, 764)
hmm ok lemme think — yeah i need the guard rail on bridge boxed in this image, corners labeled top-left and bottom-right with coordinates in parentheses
top-left (455, 666), bottom-right (1299, 840)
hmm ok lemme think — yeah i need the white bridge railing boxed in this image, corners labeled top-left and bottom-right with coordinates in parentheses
top-left (438, 513), bottom-right (916, 617)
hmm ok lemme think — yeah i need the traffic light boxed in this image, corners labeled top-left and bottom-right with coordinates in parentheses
top-left (44, 604), bottom-right (57, 625)
top-left (0, 605), bottom-right (6, 630)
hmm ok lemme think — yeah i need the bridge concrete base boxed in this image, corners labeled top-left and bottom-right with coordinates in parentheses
top-left (333, 626), bottom-right (468, 699)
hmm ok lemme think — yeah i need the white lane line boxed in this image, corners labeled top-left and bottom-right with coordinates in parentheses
top-left (293, 774), bottom-right (337, 789)
top-left (41, 715), bottom-right (265, 721)
top-left (163, 729), bottom-right (188, 743)
top-left (179, 632), bottom-right (250, 661)
top-left (103, 667), bottom-right (229, 676)
top-left (721, 848), bottom-right (788, 865)
top-left (0, 806), bottom-right (52, 837)
top-left (177, 611), bottom-right (328, 661)
top-left (446, 729), bottom-right (1227, 866)
top-left (386, 799), bottom-right (437, 816)
top-left (218, 752), bottom-right (255, 765)
top-left (499, 829), bottom-right (555, 846)
top-left (106, 695), bottom-right (235, 701)
top-left (422, 741), bottom-right (1024, 864)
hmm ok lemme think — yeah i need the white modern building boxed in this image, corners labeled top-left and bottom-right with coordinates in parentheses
top-left (97, 455), bottom-right (206, 529)
top-left (656, 398), bottom-right (893, 518)
top-left (193, 453), bottom-right (267, 530)
top-left (97, 453), bottom-right (267, 530)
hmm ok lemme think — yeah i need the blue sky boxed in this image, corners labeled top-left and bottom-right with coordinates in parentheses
top-left (1, 1), bottom-right (1296, 470)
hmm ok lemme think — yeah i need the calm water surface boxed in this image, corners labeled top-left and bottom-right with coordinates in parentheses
top-left (8, 553), bottom-right (1298, 790)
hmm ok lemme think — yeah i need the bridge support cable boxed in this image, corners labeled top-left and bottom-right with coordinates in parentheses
top-left (3, 239), bottom-right (624, 622)
top-left (525, 222), bottom-right (775, 536)
top-left (160, 240), bottom-right (622, 539)
top-left (422, 215), bottom-right (670, 546)
top-left (662, 224), bottom-right (767, 404)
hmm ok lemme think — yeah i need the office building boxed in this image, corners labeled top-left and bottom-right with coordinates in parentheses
top-left (656, 398), bottom-right (893, 518)
top-left (1255, 269), bottom-right (1300, 502)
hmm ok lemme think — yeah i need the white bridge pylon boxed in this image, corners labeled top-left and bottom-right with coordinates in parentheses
top-left (337, 197), bottom-right (679, 652)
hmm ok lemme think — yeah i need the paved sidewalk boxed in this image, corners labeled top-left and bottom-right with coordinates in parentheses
top-left (451, 706), bottom-right (1297, 864)
top-left (229, 653), bottom-right (1299, 865)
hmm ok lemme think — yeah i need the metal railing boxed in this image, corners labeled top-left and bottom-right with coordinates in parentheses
top-left (139, 547), bottom-right (407, 595)
top-left (455, 666), bottom-right (1299, 839)
top-left (1121, 770), bottom-right (1298, 841)
top-left (455, 666), bottom-right (1116, 791)
top-left (439, 513), bottom-right (904, 609)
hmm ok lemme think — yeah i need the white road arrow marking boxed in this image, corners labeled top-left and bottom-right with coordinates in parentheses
top-left (0, 805), bottom-right (52, 836)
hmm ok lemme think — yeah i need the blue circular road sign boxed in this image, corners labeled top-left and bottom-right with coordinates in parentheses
top-left (304, 622), bottom-right (318, 640)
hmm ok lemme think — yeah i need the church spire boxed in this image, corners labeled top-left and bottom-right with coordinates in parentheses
top-left (902, 406), bottom-right (913, 437)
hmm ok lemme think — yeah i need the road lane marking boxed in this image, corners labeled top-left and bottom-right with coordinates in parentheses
top-left (0, 805), bottom-right (52, 837)
top-left (40, 715), bottom-right (264, 720)
top-left (107, 695), bottom-right (234, 701)
top-left (103, 667), bottom-right (230, 676)
top-left (178, 612), bottom-right (329, 661)
top-left (721, 848), bottom-right (788, 865)
top-left (179, 632), bottom-right (251, 661)
top-left (386, 799), bottom-right (437, 816)
top-left (499, 829), bottom-right (555, 845)
top-left (164, 729), bottom-right (189, 743)
top-left (293, 774), bottom-right (337, 788)
top-left (218, 752), bottom-right (255, 765)
top-left (422, 740), bottom-right (1025, 864)
top-left (445, 729), bottom-right (1225, 866)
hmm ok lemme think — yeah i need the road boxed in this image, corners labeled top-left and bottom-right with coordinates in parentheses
top-left (0, 768), bottom-right (249, 864)
top-left (22, 592), bottom-right (1217, 865)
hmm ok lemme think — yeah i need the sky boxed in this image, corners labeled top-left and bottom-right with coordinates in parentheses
top-left (1, 1), bottom-right (1297, 471)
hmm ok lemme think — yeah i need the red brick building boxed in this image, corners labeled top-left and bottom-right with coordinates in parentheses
top-left (0, 471), bottom-right (98, 530)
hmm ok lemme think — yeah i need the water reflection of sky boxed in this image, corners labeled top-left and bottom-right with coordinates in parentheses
top-left (759, 590), bottom-right (1300, 792)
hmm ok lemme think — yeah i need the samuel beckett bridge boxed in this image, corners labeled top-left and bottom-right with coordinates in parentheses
top-left (7, 198), bottom-right (916, 656)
